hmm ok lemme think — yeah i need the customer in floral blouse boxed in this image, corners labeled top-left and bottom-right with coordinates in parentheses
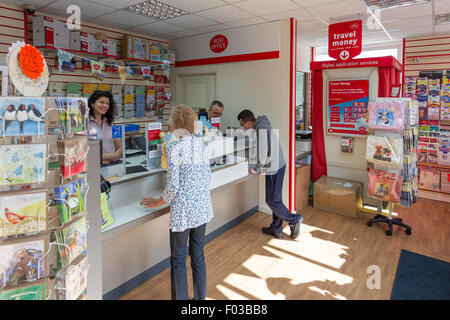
top-left (141, 104), bottom-right (214, 300)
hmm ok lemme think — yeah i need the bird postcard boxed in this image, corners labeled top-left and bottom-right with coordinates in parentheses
top-left (57, 136), bottom-right (87, 179)
top-left (0, 143), bottom-right (47, 187)
top-left (56, 254), bottom-right (88, 300)
top-left (0, 97), bottom-right (46, 136)
top-left (0, 190), bottom-right (47, 238)
top-left (54, 178), bottom-right (85, 224)
top-left (0, 279), bottom-right (48, 300)
top-left (46, 97), bottom-right (88, 134)
top-left (54, 216), bottom-right (87, 268)
top-left (0, 234), bottom-right (49, 287)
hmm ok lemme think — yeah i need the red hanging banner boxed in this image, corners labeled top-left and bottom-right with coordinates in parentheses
top-left (328, 20), bottom-right (362, 61)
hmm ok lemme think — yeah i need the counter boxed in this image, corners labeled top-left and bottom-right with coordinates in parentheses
top-left (86, 138), bottom-right (259, 299)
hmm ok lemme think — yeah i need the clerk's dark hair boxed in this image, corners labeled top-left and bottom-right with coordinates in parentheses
top-left (237, 109), bottom-right (256, 123)
top-left (88, 90), bottom-right (116, 125)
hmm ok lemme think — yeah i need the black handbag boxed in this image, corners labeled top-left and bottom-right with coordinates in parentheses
top-left (100, 175), bottom-right (111, 197)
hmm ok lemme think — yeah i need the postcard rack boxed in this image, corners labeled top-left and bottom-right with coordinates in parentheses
top-left (0, 95), bottom-right (90, 300)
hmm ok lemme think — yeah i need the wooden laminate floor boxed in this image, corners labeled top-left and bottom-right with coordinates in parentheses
top-left (119, 198), bottom-right (449, 300)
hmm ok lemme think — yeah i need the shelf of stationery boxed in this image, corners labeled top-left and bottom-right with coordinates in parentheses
top-left (37, 46), bottom-right (119, 59)
top-left (418, 162), bottom-right (450, 170)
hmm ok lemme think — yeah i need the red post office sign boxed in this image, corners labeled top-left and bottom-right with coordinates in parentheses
top-left (210, 35), bottom-right (228, 53)
top-left (328, 20), bottom-right (362, 61)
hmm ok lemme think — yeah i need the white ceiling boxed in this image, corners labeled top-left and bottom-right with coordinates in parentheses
top-left (4, 0), bottom-right (450, 47)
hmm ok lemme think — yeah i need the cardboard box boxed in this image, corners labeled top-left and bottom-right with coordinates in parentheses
top-left (122, 35), bottom-right (134, 59)
top-left (314, 176), bottom-right (362, 218)
top-left (107, 40), bottom-right (117, 56)
top-left (69, 32), bottom-right (81, 50)
top-left (32, 16), bottom-right (55, 48)
top-left (296, 164), bottom-right (310, 212)
top-left (54, 19), bottom-right (69, 49)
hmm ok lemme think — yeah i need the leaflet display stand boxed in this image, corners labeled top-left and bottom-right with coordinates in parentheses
top-left (367, 200), bottom-right (411, 236)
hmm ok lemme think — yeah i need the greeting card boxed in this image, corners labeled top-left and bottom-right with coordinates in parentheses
top-left (0, 97), bottom-right (46, 136)
top-left (54, 216), bottom-right (87, 267)
top-left (0, 143), bottom-right (47, 187)
top-left (46, 97), bottom-right (88, 134)
top-left (54, 178), bottom-right (85, 224)
top-left (0, 235), bottom-right (49, 287)
top-left (0, 190), bottom-right (47, 238)
top-left (56, 254), bottom-right (88, 300)
top-left (0, 279), bottom-right (48, 300)
top-left (57, 135), bottom-right (88, 179)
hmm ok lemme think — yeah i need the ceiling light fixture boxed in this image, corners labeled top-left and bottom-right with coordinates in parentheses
top-left (435, 13), bottom-right (450, 25)
top-left (363, 0), bottom-right (431, 10)
top-left (127, 0), bottom-right (189, 20)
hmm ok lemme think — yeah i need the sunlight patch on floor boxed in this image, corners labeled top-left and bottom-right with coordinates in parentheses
top-left (308, 286), bottom-right (348, 300)
top-left (267, 223), bottom-right (349, 269)
top-left (222, 273), bottom-right (285, 300)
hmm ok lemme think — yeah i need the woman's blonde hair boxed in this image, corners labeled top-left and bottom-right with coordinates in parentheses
top-left (170, 104), bottom-right (197, 134)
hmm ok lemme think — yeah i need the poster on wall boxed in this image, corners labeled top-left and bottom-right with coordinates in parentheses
top-left (327, 79), bottom-right (369, 136)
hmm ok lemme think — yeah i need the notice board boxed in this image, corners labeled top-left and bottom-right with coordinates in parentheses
top-left (327, 79), bottom-right (369, 136)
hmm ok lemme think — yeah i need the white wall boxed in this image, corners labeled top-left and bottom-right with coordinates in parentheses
top-left (297, 41), bottom-right (311, 72)
top-left (173, 20), bottom-right (293, 213)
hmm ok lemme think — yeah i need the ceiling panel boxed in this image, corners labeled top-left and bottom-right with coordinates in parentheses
top-left (91, 10), bottom-right (159, 26)
top-left (224, 16), bottom-right (267, 28)
top-left (86, 0), bottom-right (144, 10)
top-left (383, 16), bottom-right (432, 29)
top-left (2, 0), bottom-right (55, 9)
top-left (378, 2), bottom-right (432, 22)
top-left (293, 0), bottom-right (340, 8)
top-left (306, 0), bottom-right (366, 21)
top-left (166, 14), bottom-right (218, 29)
top-left (298, 20), bottom-right (328, 32)
top-left (44, 0), bottom-right (118, 20)
top-left (172, 29), bottom-right (203, 39)
top-left (135, 21), bottom-right (185, 34)
top-left (234, 0), bottom-right (300, 17)
top-left (434, 0), bottom-right (450, 14)
top-left (190, 23), bottom-right (230, 34)
top-left (195, 5), bottom-right (254, 23)
top-left (262, 8), bottom-right (312, 21)
top-left (155, 0), bottom-right (227, 13)
top-left (436, 24), bottom-right (450, 33)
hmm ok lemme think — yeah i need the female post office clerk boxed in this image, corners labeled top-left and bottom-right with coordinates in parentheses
top-left (88, 90), bottom-right (122, 165)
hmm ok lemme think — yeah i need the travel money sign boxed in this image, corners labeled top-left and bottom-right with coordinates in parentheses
top-left (328, 20), bottom-right (362, 61)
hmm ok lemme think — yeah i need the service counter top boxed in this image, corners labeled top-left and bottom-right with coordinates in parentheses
top-left (101, 154), bottom-right (250, 239)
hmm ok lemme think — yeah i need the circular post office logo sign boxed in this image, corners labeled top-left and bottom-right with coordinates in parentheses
top-left (210, 35), bottom-right (228, 53)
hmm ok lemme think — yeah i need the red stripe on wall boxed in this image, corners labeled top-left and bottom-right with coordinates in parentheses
top-left (406, 35), bottom-right (450, 42)
top-left (289, 18), bottom-right (297, 212)
top-left (402, 38), bottom-right (405, 97)
top-left (175, 51), bottom-right (279, 67)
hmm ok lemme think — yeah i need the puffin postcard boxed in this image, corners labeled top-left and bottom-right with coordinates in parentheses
top-left (0, 144), bottom-right (47, 187)
top-left (0, 191), bottom-right (47, 238)
top-left (0, 235), bottom-right (48, 287)
top-left (0, 97), bottom-right (46, 136)
top-left (54, 178), bottom-right (85, 224)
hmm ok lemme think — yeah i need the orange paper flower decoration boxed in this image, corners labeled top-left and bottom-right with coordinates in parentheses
top-left (18, 44), bottom-right (44, 80)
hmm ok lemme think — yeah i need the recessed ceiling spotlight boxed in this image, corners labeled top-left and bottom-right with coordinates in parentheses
top-left (435, 13), bottom-right (450, 25)
top-left (127, 0), bottom-right (189, 20)
top-left (363, 0), bottom-right (431, 10)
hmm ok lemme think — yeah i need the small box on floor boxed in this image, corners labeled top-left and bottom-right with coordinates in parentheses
top-left (313, 175), bottom-right (362, 218)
